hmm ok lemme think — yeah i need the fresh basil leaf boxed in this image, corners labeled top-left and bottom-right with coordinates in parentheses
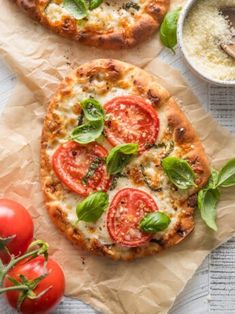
top-left (160, 7), bottom-right (181, 52)
top-left (71, 120), bottom-right (104, 144)
top-left (217, 158), bottom-right (235, 188)
top-left (140, 212), bottom-right (171, 233)
top-left (198, 188), bottom-right (220, 231)
top-left (76, 191), bottom-right (108, 222)
top-left (62, 0), bottom-right (88, 20)
top-left (81, 98), bottom-right (104, 121)
top-left (207, 169), bottom-right (219, 189)
top-left (71, 99), bottom-right (105, 144)
top-left (162, 156), bottom-right (197, 190)
top-left (89, 0), bottom-right (104, 10)
top-left (197, 159), bottom-right (235, 231)
top-left (106, 143), bottom-right (138, 175)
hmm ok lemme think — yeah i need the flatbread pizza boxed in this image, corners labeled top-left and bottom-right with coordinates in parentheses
top-left (41, 59), bottom-right (210, 261)
top-left (11, 0), bottom-right (170, 49)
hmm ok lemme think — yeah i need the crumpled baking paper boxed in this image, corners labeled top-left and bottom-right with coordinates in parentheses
top-left (1, 1), bottom-right (235, 314)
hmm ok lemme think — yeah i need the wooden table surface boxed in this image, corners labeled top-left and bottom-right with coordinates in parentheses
top-left (0, 48), bottom-right (235, 313)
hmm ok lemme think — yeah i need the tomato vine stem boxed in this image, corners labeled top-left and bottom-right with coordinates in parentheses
top-left (0, 240), bottom-right (49, 286)
top-left (0, 284), bottom-right (29, 294)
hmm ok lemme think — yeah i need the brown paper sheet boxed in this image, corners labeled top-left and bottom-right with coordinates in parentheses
top-left (1, 1), bottom-right (235, 314)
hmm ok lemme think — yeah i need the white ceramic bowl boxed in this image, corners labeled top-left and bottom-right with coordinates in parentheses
top-left (177, 0), bottom-right (235, 87)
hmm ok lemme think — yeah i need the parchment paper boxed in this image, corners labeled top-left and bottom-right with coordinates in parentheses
top-left (1, 1), bottom-right (235, 314)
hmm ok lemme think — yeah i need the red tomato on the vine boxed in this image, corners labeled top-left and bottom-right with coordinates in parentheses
top-left (0, 199), bottom-right (34, 264)
top-left (4, 256), bottom-right (65, 314)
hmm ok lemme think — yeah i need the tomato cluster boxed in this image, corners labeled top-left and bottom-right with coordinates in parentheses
top-left (0, 199), bottom-right (65, 314)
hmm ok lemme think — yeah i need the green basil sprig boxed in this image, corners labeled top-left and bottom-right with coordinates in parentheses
top-left (76, 191), bottom-right (108, 222)
top-left (207, 169), bottom-right (219, 189)
top-left (106, 143), bottom-right (138, 175)
top-left (160, 7), bottom-right (181, 52)
top-left (71, 119), bottom-right (104, 144)
top-left (140, 212), bottom-right (171, 233)
top-left (62, 0), bottom-right (88, 20)
top-left (71, 98), bottom-right (105, 144)
top-left (81, 98), bottom-right (104, 122)
top-left (62, 0), bottom-right (103, 20)
top-left (217, 158), bottom-right (235, 187)
top-left (198, 158), bottom-right (235, 231)
top-left (162, 156), bottom-right (197, 190)
top-left (198, 188), bottom-right (220, 231)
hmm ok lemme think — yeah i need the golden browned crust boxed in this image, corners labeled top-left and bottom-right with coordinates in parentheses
top-left (11, 0), bottom-right (170, 49)
top-left (41, 59), bottom-right (211, 261)
top-left (166, 97), bottom-right (210, 188)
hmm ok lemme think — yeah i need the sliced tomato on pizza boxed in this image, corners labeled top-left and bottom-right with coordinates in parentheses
top-left (104, 96), bottom-right (159, 152)
top-left (107, 188), bottom-right (158, 247)
top-left (53, 141), bottom-right (110, 197)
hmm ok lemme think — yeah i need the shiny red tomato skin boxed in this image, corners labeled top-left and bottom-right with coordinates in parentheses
top-left (107, 188), bottom-right (158, 247)
top-left (53, 141), bottom-right (111, 197)
top-left (0, 199), bottom-right (34, 264)
top-left (4, 256), bottom-right (65, 314)
top-left (104, 96), bottom-right (160, 153)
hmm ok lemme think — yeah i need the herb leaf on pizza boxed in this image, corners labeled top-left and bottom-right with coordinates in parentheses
top-left (106, 143), bottom-right (138, 175)
top-left (41, 59), bottom-right (211, 260)
top-left (12, 0), bottom-right (170, 49)
top-left (76, 191), bottom-right (109, 222)
top-left (162, 156), bottom-right (197, 190)
top-left (62, 0), bottom-right (88, 20)
top-left (140, 212), bottom-right (171, 233)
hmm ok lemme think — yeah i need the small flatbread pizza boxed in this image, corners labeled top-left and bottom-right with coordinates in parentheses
top-left (12, 0), bottom-right (170, 49)
top-left (41, 59), bottom-right (210, 260)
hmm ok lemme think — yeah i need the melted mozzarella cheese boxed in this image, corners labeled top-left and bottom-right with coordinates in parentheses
top-left (46, 0), bottom-right (141, 31)
top-left (46, 3), bottom-right (69, 22)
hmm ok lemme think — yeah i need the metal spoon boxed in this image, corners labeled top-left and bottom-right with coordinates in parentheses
top-left (220, 7), bottom-right (235, 59)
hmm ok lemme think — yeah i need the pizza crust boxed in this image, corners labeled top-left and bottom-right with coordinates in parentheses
top-left (41, 59), bottom-right (211, 260)
top-left (12, 0), bottom-right (170, 49)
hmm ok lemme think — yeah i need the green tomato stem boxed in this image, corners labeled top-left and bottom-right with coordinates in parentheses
top-left (0, 248), bottom-right (38, 286)
top-left (0, 284), bottom-right (29, 294)
top-left (0, 240), bottom-right (49, 286)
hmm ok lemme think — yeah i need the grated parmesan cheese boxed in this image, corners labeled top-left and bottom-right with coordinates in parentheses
top-left (183, 0), bottom-right (235, 81)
